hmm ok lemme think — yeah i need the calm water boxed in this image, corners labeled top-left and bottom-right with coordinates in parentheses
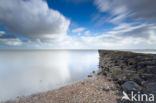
top-left (0, 50), bottom-right (98, 102)
top-left (130, 49), bottom-right (156, 54)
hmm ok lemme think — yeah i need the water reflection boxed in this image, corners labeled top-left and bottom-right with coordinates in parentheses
top-left (0, 50), bottom-right (98, 101)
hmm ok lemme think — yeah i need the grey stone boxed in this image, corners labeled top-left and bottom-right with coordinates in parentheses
top-left (140, 81), bottom-right (147, 88)
top-left (139, 61), bottom-right (155, 66)
top-left (122, 81), bottom-right (142, 93)
top-left (92, 70), bottom-right (96, 74)
top-left (146, 82), bottom-right (156, 94)
top-left (152, 55), bottom-right (156, 59)
top-left (88, 75), bottom-right (92, 77)
top-left (132, 76), bottom-right (143, 85)
top-left (140, 73), bottom-right (154, 80)
top-left (146, 66), bottom-right (156, 73)
top-left (111, 66), bottom-right (122, 75)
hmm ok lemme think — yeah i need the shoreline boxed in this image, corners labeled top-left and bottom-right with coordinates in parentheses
top-left (6, 75), bottom-right (121, 103)
top-left (3, 50), bottom-right (156, 103)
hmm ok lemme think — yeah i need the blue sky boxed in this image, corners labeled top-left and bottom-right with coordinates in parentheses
top-left (46, 0), bottom-right (115, 35)
top-left (0, 0), bottom-right (156, 49)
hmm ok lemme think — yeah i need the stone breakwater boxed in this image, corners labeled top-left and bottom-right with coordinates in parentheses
top-left (98, 50), bottom-right (156, 96)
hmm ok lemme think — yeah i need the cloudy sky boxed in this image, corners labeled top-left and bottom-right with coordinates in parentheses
top-left (0, 0), bottom-right (156, 49)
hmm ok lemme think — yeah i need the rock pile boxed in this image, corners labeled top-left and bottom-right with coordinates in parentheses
top-left (98, 50), bottom-right (156, 98)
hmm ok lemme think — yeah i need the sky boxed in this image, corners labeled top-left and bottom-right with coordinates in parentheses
top-left (0, 0), bottom-right (156, 49)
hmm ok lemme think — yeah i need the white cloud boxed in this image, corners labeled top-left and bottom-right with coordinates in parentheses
top-left (79, 23), bottom-right (156, 49)
top-left (72, 27), bottom-right (85, 33)
top-left (84, 30), bottom-right (90, 35)
top-left (113, 23), bottom-right (131, 30)
top-left (0, 0), bottom-right (70, 40)
top-left (0, 38), bottom-right (23, 46)
top-left (1, 23), bottom-right (155, 49)
top-left (77, 33), bottom-right (81, 36)
top-left (2, 23), bottom-right (154, 49)
top-left (109, 14), bottom-right (127, 24)
top-left (0, 31), bottom-right (5, 36)
top-left (94, 0), bottom-right (156, 22)
top-left (91, 0), bottom-right (156, 49)
top-left (94, 16), bottom-right (107, 27)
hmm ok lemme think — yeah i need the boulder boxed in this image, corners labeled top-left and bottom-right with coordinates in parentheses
top-left (131, 76), bottom-right (143, 85)
top-left (140, 81), bottom-right (147, 88)
top-left (146, 82), bottom-right (156, 94)
top-left (122, 81), bottom-right (142, 93)
top-left (153, 55), bottom-right (156, 59)
top-left (140, 73), bottom-right (154, 80)
top-left (124, 70), bottom-right (136, 80)
top-left (146, 66), bottom-right (156, 73)
top-left (111, 66), bottom-right (122, 75)
top-left (128, 58), bottom-right (136, 66)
